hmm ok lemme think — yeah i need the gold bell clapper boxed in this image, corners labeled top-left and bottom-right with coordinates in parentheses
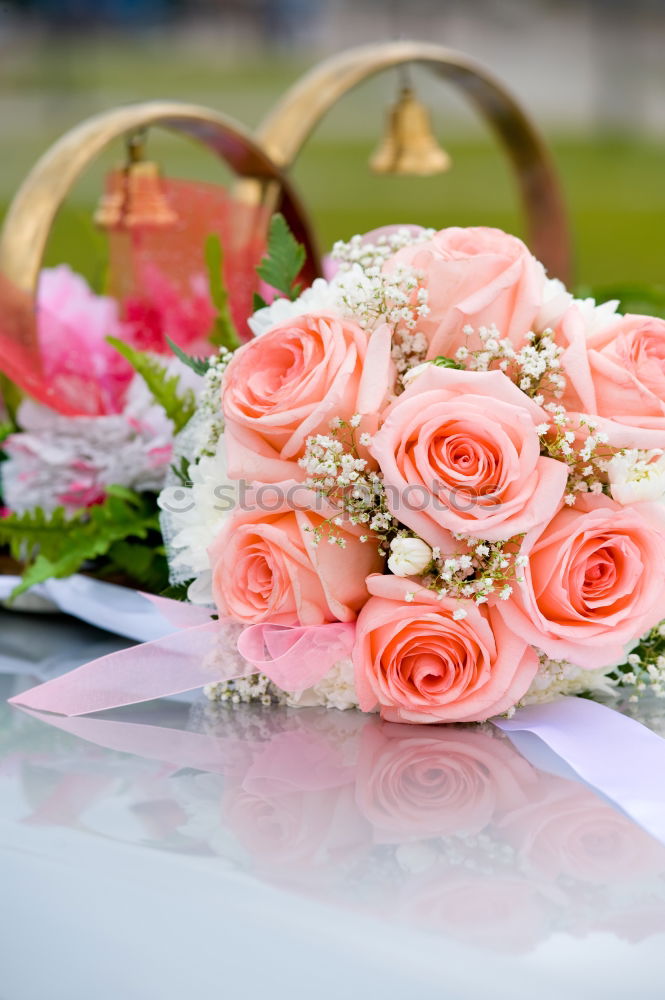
top-left (370, 85), bottom-right (451, 177)
top-left (94, 133), bottom-right (178, 231)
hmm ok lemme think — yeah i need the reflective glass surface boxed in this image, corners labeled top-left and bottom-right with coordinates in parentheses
top-left (2, 608), bottom-right (665, 999)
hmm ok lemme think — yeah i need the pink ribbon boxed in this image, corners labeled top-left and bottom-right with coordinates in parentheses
top-left (8, 618), bottom-right (356, 717)
top-left (236, 622), bottom-right (355, 692)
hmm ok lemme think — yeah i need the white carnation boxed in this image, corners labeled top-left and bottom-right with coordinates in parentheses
top-left (608, 449), bottom-right (665, 505)
top-left (247, 278), bottom-right (339, 337)
top-left (388, 536), bottom-right (433, 577)
top-left (534, 277), bottom-right (573, 331)
top-left (157, 435), bottom-right (237, 584)
top-left (573, 295), bottom-right (620, 337)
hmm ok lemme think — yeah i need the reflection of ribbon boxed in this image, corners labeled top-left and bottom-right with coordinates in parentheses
top-left (9, 618), bottom-right (355, 717)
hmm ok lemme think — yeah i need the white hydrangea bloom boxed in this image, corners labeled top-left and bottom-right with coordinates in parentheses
top-left (608, 449), bottom-right (665, 505)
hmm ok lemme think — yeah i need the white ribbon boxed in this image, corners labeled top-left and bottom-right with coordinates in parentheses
top-left (0, 574), bottom-right (175, 642)
top-left (496, 697), bottom-right (665, 845)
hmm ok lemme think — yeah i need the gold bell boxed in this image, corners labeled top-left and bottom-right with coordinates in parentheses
top-left (370, 86), bottom-right (451, 176)
top-left (94, 135), bottom-right (178, 230)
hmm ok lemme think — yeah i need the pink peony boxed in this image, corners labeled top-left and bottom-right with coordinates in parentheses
top-left (371, 366), bottom-right (568, 546)
top-left (353, 574), bottom-right (538, 724)
top-left (209, 495), bottom-right (383, 626)
top-left (222, 314), bottom-right (393, 483)
top-left (385, 226), bottom-right (545, 359)
top-left (497, 493), bottom-right (665, 668)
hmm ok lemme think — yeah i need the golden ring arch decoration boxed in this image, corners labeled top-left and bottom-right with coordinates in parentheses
top-left (256, 41), bottom-right (571, 283)
top-left (0, 100), bottom-right (321, 295)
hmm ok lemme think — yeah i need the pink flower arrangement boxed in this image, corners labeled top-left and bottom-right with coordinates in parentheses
top-left (1, 265), bottom-right (201, 515)
top-left (162, 222), bottom-right (665, 724)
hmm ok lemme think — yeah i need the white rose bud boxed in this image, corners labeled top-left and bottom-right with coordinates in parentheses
top-left (388, 536), bottom-right (433, 577)
top-left (401, 362), bottom-right (431, 386)
top-left (608, 450), bottom-right (665, 505)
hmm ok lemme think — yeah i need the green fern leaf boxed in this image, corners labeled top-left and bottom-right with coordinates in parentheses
top-left (0, 489), bottom-right (162, 599)
top-left (256, 213), bottom-right (306, 302)
top-left (166, 336), bottom-right (211, 376)
top-left (107, 337), bottom-right (196, 432)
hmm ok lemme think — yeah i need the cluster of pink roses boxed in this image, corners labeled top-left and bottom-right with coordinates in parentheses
top-left (209, 226), bottom-right (665, 724)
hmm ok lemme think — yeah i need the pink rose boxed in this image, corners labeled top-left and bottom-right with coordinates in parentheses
top-left (354, 723), bottom-right (537, 842)
top-left (497, 494), bottom-right (665, 668)
top-left (222, 314), bottom-right (393, 483)
top-left (371, 366), bottom-right (568, 545)
top-left (586, 313), bottom-right (665, 438)
top-left (353, 574), bottom-right (538, 723)
top-left (223, 732), bottom-right (369, 879)
top-left (499, 772), bottom-right (665, 885)
top-left (224, 781), bottom-right (368, 880)
top-left (210, 496), bottom-right (383, 625)
top-left (386, 226), bottom-right (545, 359)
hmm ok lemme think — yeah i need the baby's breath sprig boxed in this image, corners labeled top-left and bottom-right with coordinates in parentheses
top-left (537, 410), bottom-right (614, 505)
top-left (609, 621), bottom-right (665, 702)
top-left (422, 535), bottom-right (528, 609)
top-left (299, 417), bottom-right (399, 554)
top-left (193, 349), bottom-right (233, 457)
top-left (333, 263), bottom-right (430, 335)
top-left (331, 228), bottom-right (435, 272)
top-left (455, 325), bottom-right (565, 402)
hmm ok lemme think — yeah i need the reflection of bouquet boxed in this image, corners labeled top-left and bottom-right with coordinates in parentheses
top-left (13, 703), bottom-right (665, 955)
top-left (188, 711), bottom-right (665, 953)
top-left (159, 220), bottom-right (665, 724)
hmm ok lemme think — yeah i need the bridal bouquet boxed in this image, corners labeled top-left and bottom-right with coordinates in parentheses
top-left (159, 220), bottom-right (665, 724)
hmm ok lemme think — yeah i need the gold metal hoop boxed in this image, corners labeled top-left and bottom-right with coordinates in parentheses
top-left (257, 42), bottom-right (571, 283)
top-left (0, 100), bottom-right (320, 295)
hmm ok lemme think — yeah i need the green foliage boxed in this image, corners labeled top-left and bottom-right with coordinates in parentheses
top-left (160, 581), bottom-right (193, 602)
top-left (205, 234), bottom-right (241, 351)
top-left (586, 283), bottom-right (665, 319)
top-left (101, 539), bottom-right (170, 593)
top-left (256, 213), bottom-right (306, 302)
top-left (0, 487), bottom-right (162, 599)
top-left (166, 336), bottom-right (211, 376)
top-left (0, 420), bottom-right (12, 471)
top-left (107, 337), bottom-right (196, 432)
top-left (432, 356), bottom-right (464, 370)
top-left (170, 455), bottom-right (191, 486)
top-left (252, 291), bottom-right (269, 312)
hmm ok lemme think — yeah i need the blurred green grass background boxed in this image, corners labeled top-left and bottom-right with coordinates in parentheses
top-left (1, 41), bottom-right (664, 292)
